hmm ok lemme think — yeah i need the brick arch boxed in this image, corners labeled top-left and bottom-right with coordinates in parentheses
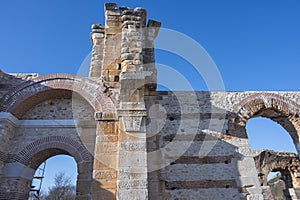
top-left (12, 136), bottom-right (92, 169)
top-left (9, 136), bottom-right (94, 198)
top-left (0, 73), bottom-right (115, 118)
top-left (233, 93), bottom-right (300, 143)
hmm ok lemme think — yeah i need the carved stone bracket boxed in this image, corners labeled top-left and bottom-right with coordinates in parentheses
top-left (122, 116), bottom-right (143, 132)
top-left (117, 102), bottom-right (147, 132)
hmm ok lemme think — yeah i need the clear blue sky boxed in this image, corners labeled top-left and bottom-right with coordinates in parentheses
top-left (1, 0), bottom-right (299, 194)
top-left (1, 0), bottom-right (300, 91)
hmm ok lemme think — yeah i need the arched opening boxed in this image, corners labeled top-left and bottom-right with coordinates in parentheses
top-left (247, 117), bottom-right (297, 153)
top-left (235, 94), bottom-right (300, 199)
top-left (27, 148), bottom-right (92, 196)
top-left (247, 117), bottom-right (298, 189)
top-left (29, 155), bottom-right (77, 199)
top-left (246, 116), bottom-right (298, 196)
top-left (4, 135), bottom-right (94, 199)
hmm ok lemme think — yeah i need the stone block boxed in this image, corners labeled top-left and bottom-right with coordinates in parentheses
top-left (93, 159), bottom-right (114, 170)
top-left (120, 141), bottom-right (146, 151)
top-left (92, 188), bottom-right (116, 200)
top-left (106, 27), bottom-right (121, 34)
top-left (93, 179), bottom-right (117, 189)
top-left (117, 189), bottom-right (148, 200)
top-left (164, 163), bottom-right (236, 181)
top-left (119, 152), bottom-right (147, 167)
top-left (96, 134), bottom-right (118, 143)
top-left (93, 169), bottom-right (117, 179)
top-left (109, 70), bottom-right (121, 76)
top-left (95, 142), bottom-right (118, 154)
top-left (118, 130), bottom-right (147, 141)
top-left (98, 122), bottom-right (117, 134)
top-left (118, 167), bottom-right (147, 180)
top-left (94, 154), bottom-right (118, 170)
top-left (105, 10), bottom-right (121, 16)
top-left (117, 180), bottom-right (147, 190)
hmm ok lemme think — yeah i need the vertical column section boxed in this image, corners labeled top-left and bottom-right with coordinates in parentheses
top-left (92, 120), bottom-right (118, 200)
top-left (90, 3), bottom-right (161, 199)
top-left (143, 20), bottom-right (161, 92)
top-left (117, 102), bottom-right (148, 200)
top-left (117, 7), bottom-right (149, 200)
top-left (102, 3), bottom-right (122, 88)
top-left (120, 8), bottom-right (146, 72)
top-left (89, 24), bottom-right (105, 78)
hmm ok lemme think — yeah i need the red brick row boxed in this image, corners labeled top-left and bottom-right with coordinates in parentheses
top-left (0, 73), bottom-right (115, 118)
top-left (10, 136), bottom-right (92, 169)
top-left (231, 93), bottom-right (300, 139)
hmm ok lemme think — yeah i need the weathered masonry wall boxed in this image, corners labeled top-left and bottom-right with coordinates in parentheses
top-left (145, 91), bottom-right (300, 199)
top-left (21, 96), bottom-right (94, 120)
top-left (0, 73), bottom-right (114, 199)
top-left (1, 2), bottom-right (300, 200)
top-left (1, 75), bottom-right (300, 200)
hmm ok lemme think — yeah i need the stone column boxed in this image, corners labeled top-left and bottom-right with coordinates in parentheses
top-left (120, 8), bottom-right (145, 73)
top-left (117, 101), bottom-right (148, 199)
top-left (89, 24), bottom-right (105, 78)
top-left (102, 3), bottom-right (122, 88)
top-left (92, 114), bottom-right (118, 200)
top-left (143, 20), bottom-right (161, 92)
top-left (117, 71), bottom-right (151, 200)
top-left (116, 7), bottom-right (150, 200)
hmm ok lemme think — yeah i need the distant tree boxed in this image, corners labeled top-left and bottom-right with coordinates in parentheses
top-left (44, 172), bottom-right (76, 200)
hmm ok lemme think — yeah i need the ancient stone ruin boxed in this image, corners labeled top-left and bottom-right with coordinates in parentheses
top-left (1, 3), bottom-right (300, 200)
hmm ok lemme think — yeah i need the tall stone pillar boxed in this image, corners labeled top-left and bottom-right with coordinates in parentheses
top-left (91, 3), bottom-right (161, 199)
top-left (116, 7), bottom-right (150, 200)
top-left (89, 3), bottom-right (160, 92)
top-left (117, 100), bottom-right (148, 199)
top-left (89, 24), bottom-right (105, 78)
top-left (102, 3), bottom-right (122, 88)
top-left (92, 119), bottom-right (118, 200)
top-left (143, 20), bottom-right (161, 92)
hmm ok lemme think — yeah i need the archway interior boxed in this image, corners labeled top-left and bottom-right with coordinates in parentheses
top-left (7, 84), bottom-right (96, 199)
top-left (246, 115), bottom-right (298, 194)
top-left (246, 116), bottom-right (297, 153)
top-left (13, 89), bottom-right (95, 120)
top-left (29, 154), bottom-right (77, 198)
